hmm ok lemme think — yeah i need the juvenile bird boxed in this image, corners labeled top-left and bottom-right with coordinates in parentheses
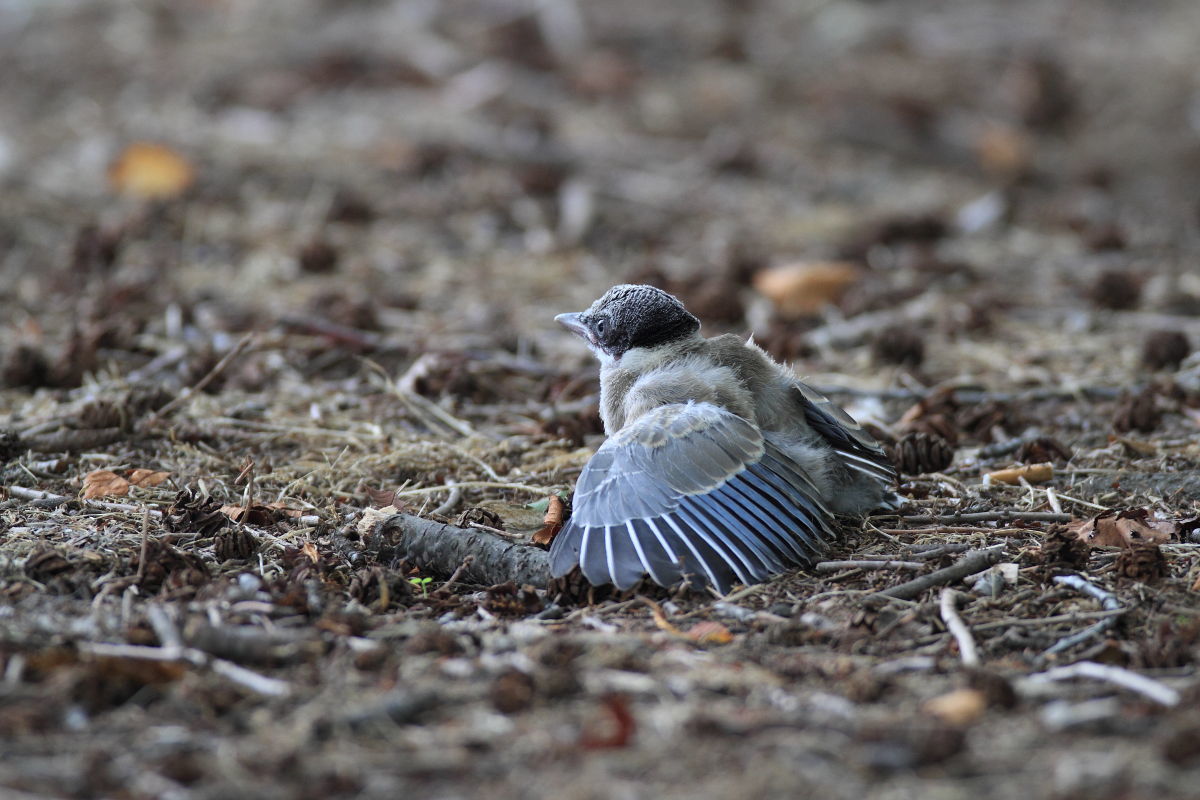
top-left (550, 284), bottom-right (896, 593)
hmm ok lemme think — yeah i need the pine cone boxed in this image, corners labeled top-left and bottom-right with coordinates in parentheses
top-left (78, 399), bottom-right (125, 430)
top-left (483, 581), bottom-right (544, 617)
top-left (958, 400), bottom-right (1020, 442)
top-left (1015, 437), bottom-right (1072, 464)
top-left (1142, 330), bottom-right (1191, 371)
top-left (871, 324), bottom-right (925, 367)
top-left (0, 429), bottom-right (23, 461)
top-left (886, 432), bottom-right (955, 475)
top-left (214, 528), bottom-right (259, 561)
top-left (1090, 269), bottom-right (1142, 310)
top-left (165, 487), bottom-right (230, 537)
top-left (1115, 543), bottom-right (1167, 583)
top-left (1112, 387), bottom-right (1162, 433)
top-left (1038, 525), bottom-right (1090, 571)
top-left (24, 546), bottom-right (73, 582)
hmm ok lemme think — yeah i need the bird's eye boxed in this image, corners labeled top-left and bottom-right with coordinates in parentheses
top-left (595, 319), bottom-right (606, 335)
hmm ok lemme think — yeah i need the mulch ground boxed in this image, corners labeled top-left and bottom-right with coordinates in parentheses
top-left (3, 2), bottom-right (1200, 798)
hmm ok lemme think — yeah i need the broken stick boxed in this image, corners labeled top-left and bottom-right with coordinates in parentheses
top-left (369, 513), bottom-right (549, 588)
top-left (866, 545), bottom-right (1005, 605)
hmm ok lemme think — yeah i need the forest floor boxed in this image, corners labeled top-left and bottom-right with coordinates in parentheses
top-left (3, 1), bottom-right (1200, 798)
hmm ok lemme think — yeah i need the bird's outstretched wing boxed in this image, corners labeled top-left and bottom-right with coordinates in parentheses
top-left (793, 383), bottom-right (897, 485)
top-left (549, 402), bottom-right (836, 593)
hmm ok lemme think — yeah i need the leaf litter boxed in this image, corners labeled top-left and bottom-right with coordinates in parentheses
top-left (1, 2), bottom-right (1200, 799)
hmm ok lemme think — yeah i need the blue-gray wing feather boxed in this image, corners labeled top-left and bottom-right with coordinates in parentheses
top-left (793, 383), bottom-right (897, 484)
top-left (549, 401), bottom-right (836, 593)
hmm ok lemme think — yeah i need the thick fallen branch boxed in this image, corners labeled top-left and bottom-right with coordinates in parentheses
top-left (369, 513), bottom-right (549, 588)
top-left (867, 545), bottom-right (1005, 604)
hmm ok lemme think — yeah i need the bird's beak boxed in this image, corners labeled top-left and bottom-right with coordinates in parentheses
top-left (554, 312), bottom-right (589, 340)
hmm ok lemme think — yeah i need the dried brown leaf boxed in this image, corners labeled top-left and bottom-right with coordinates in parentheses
top-left (580, 694), bottom-right (636, 750)
top-left (686, 621), bottom-right (734, 645)
top-left (532, 495), bottom-right (566, 546)
top-left (301, 541), bottom-right (320, 563)
top-left (362, 485), bottom-right (399, 508)
top-left (108, 142), bottom-right (195, 199)
top-left (82, 469), bottom-right (129, 499)
top-left (922, 688), bottom-right (987, 726)
top-left (976, 123), bottom-right (1031, 177)
top-left (1068, 508), bottom-right (1175, 548)
top-left (220, 505), bottom-right (275, 526)
top-left (641, 599), bottom-right (733, 645)
top-left (128, 469), bottom-right (170, 488)
top-left (267, 502), bottom-right (304, 518)
top-left (752, 262), bottom-right (861, 316)
top-left (642, 597), bottom-right (683, 636)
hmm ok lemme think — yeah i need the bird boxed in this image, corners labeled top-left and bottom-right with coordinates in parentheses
top-left (548, 284), bottom-right (896, 594)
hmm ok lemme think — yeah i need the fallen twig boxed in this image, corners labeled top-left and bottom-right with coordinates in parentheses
top-left (279, 314), bottom-right (383, 350)
top-left (904, 543), bottom-right (974, 559)
top-left (78, 642), bottom-right (291, 698)
top-left (1041, 574), bottom-right (1126, 659)
top-left (887, 511), bottom-right (1072, 524)
top-left (815, 559), bottom-right (924, 573)
top-left (867, 545), bottom-right (1005, 604)
top-left (431, 481), bottom-right (463, 516)
top-left (145, 602), bottom-right (182, 649)
top-left (972, 608), bottom-right (1127, 632)
top-left (1021, 661), bottom-right (1180, 707)
top-left (939, 589), bottom-right (979, 667)
top-left (135, 511), bottom-right (151, 586)
top-left (392, 388), bottom-right (478, 439)
top-left (394, 481), bottom-right (565, 498)
top-left (3, 485), bottom-right (164, 517)
top-left (438, 555), bottom-right (476, 593)
top-left (814, 384), bottom-right (1125, 403)
top-left (147, 333), bottom-right (257, 421)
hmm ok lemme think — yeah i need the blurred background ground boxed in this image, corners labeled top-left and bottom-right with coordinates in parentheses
top-left (3, 1), bottom-right (1200, 798)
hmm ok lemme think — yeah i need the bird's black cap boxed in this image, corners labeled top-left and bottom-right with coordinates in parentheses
top-left (557, 284), bottom-right (700, 359)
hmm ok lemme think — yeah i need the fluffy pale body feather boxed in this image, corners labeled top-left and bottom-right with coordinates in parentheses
top-left (601, 333), bottom-right (884, 515)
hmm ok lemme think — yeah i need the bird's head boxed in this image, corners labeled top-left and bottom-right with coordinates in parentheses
top-left (555, 284), bottom-right (700, 365)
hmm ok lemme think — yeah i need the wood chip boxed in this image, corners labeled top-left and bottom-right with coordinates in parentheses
top-left (985, 462), bottom-right (1053, 485)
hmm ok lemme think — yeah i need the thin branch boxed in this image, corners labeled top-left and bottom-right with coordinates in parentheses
top-left (1022, 661), bottom-right (1180, 707)
top-left (4, 485), bottom-right (164, 517)
top-left (867, 545), bottom-right (1005, 604)
top-left (438, 555), bottom-right (476, 594)
top-left (147, 333), bottom-right (257, 421)
top-left (1040, 574), bottom-right (1126, 659)
top-left (939, 589), bottom-right (979, 667)
top-left (814, 559), bottom-right (924, 573)
top-left (886, 511), bottom-right (1072, 524)
top-left (431, 481), bottom-right (463, 517)
top-left (135, 511), bottom-right (151, 586)
top-left (904, 543), bottom-right (975, 559)
top-left (78, 642), bottom-right (291, 698)
top-left (393, 481), bottom-right (565, 498)
top-left (145, 603), bottom-right (182, 650)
